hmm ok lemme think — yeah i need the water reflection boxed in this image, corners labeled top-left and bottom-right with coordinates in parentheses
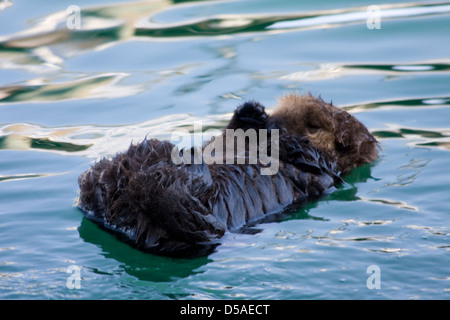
top-left (78, 217), bottom-right (212, 282)
top-left (0, 135), bottom-right (91, 153)
top-left (0, 0), bottom-right (448, 299)
top-left (324, 162), bottom-right (377, 203)
top-left (1, 107), bottom-right (448, 161)
top-left (1, 0), bottom-right (450, 109)
top-left (1, 1), bottom-right (450, 65)
top-left (0, 0), bottom-right (12, 11)
top-left (344, 95), bottom-right (450, 112)
top-left (359, 197), bottom-right (418, 211)
top-left (137, 2), bottom-right (450, 37)
top-left (406, 224), bottom-right (449, 236)
top-left (0, 113), bottom-right (229, 158)
top-left (0, 172), bottom-right (61, 183)
top-left (0, 0), bottom-right (171, 51)
top-left (278, 61), bottom-right (450, 84)
top-left (373, 125), bottom-right (450, 150)
top-left (0, 73), bottom-right (142, 103)
top-left (346, 63), bottom-right (450, 73)
top-left (267, 3), bottom-right (450, 31)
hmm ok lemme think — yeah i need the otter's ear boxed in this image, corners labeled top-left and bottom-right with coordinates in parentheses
top-left (226, 101), bottom-right (268, 131)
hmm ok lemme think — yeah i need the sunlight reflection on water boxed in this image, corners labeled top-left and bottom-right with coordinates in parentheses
top-left (0, 0), bottom-right (449, 300)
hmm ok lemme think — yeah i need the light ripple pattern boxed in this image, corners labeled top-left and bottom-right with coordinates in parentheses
top-left (0, 0), bottom-right (449, 300)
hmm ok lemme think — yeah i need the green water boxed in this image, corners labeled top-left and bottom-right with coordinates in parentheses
top-left (0, 0), bottom-right (449, 300)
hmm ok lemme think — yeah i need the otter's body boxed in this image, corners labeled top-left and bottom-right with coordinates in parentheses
top-left (77, 94), bottom-right (378, 257)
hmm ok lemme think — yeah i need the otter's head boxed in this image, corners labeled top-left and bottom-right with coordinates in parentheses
top-left (270, 94), bottom-right (378, 175)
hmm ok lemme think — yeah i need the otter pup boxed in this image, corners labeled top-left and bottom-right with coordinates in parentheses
top-left (77, 94), bottom-right (378, 257)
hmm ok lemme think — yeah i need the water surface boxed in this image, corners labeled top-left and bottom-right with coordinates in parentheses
top-left (0, 0), bottom-right (449, 299)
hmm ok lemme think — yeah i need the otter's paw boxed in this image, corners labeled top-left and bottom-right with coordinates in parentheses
top-left (226, 101), bottom-right (268, 130)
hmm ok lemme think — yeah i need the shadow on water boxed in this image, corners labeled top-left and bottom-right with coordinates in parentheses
top-left (77, 217), bottom-right (212, 282)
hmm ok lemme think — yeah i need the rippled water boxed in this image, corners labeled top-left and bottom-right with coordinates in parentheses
top-left (1, 0), bottom-right (449, 300)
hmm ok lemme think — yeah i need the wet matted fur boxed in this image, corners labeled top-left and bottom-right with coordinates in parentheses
top-left (77, 94), bottom-right (378, 257)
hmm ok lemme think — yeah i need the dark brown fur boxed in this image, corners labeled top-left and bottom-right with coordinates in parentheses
top-left (77, 94), bottom-right (378, 257)
top-left (271, 94), bottom-right (378, 174)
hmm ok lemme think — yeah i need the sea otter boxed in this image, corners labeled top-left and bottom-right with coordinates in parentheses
top-left (77, 94), bottom-right (378, 257)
